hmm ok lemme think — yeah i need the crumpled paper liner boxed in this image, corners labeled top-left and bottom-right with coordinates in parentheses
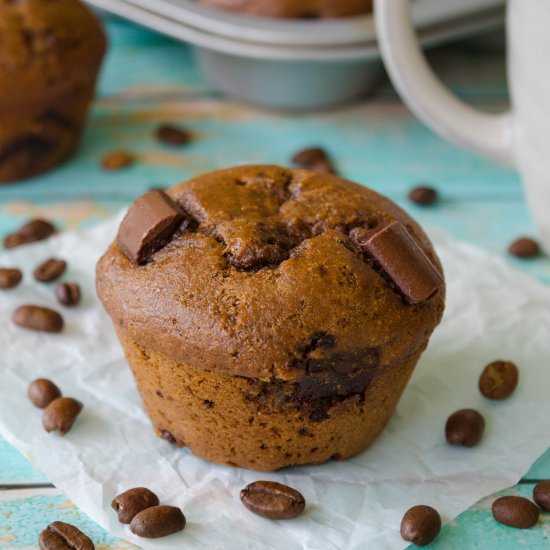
top-left (1, 216), bottom-right (549, 549)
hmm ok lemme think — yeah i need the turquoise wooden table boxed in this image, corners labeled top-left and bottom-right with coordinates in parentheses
top-left (1, 16), bottom-right (549, 549)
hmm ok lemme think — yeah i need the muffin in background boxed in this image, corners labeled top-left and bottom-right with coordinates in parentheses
top-left (97, 165), bottom-right (445, 471)
top-left (0, 0), bottom-right (107, 183)
top-left (200, 0), bottom-right (372, 19)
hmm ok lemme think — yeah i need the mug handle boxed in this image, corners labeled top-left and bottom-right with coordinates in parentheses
top-left (375, 0), bottom-right (515, 167)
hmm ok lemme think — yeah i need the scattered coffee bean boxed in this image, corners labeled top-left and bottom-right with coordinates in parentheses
top-left (117, 190), bottom-right (187, 265)
top-left (0, 268), bottom-right (22, 289)
top-left (130, 505), bottom-right (186, 538)
top-left (28, 379), bottom-right (62, 409)
top-left (112, 487), bottom-right (160, 524)
top-left (408, 186), bottom-right (438, 206)
top-left (102, 150), bottom-right (135, 171)
top-left (533, 480), bottom-right (550, 511)
top-left (508, 237), bottom-right (540, 259)
top-left (56, 282), bottom-right (81, 306)
top-left (492, 496), bottom-right (539, 529)
top-left (479, 360), bottom-right (519, 400)
top-left (4, 219), bottom-right (56, 249)
top-left (13, 305), bottom-right (64, 333)
top-left (38, 521), bottom-right (94, 550)
top-left (34, 258), bottom-right (67, 283)
top-left (291, 146), bottom-right (337, 174)
top-left (42, 397), bottom-right (83, 435)
top-left (156, 124), bottom-right (192, 146)
top-left (400, 505), bottom-right (441, 546)
top-left (445, 409), bottom-right (485, 447)
top-left (240, 481), bottom-right (305, 520)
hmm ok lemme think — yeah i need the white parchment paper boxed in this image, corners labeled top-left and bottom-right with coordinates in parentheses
top-left (1, 216), bottom-right (549, 549)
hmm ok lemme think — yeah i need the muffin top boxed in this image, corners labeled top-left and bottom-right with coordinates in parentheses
top-left (0, 0), bottom-right (106, 98)
top-left (199, 0), bottom-right (372, 19)
top-left (97, 166), bottom-right (444, 381)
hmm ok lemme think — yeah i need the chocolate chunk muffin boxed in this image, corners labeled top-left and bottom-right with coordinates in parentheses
top-left (199, 0), bottom-right (372, 19)
top-left (0, 0), bottom-right (106, 183)
top-left (97, 166), bottom-right (445, 471)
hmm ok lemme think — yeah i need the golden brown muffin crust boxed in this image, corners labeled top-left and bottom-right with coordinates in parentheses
top-left (97, 166), bottom-right (445, 382)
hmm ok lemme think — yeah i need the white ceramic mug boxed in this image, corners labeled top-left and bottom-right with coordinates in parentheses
top-left (375, 0), bottom-right (550, 252)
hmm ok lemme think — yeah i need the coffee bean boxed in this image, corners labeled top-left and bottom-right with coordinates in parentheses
top-left (508, 237), bottom-right (540, 258)
top-left (42, 397), bottom-right (83, 435)
top-left (240, 481), bottom-right (305, 520)
top-left (102, 150), bottom-right (135, 171)
top-left (492, 496), bottom-right (539, 528)
top-left (533, 480), bottom-right (550, 511)
top-left (156, 124), bottom-right (192, 146)
top-left (292, 147), bottom-right (328, 166)
top-left (445, 409), bottom-right (485, 447)
top-left (0, 268), bottom-right (22, 289)
top-left (400, 505), bottom-right (441, 546)
top-left (4, 219), bottom-right (56, 249)
top-left (4, 232), bottom-right (30, 249)
top-left (28, 379), bottom-right (62, 409)
top-left (112, 487), bottom-right (160, 524)
top-left (56, 282), bottom-right (81, 306)
top-left (408, 186), bottom-right (438, 206)
top-left (38, 521), bottom-right (94, 550)
top-left (34, 258), bottom-right (67, 283)
top-left (13, 305), bottom-right (64, 333)
top-left (130, 505), bottom-right (186, 538)
top-left (479, 360), bottom-right (519, 400)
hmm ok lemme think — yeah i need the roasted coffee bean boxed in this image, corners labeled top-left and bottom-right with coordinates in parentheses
top-left (445, 409), bottom-right (485, 447)
top-left (533, 480), bottom-right (550, 511)
top-left (0, 268), bottom-right (22, 289)
top-left (42, 397), bottom-right (83, 435)
top-left (102, 150), bottom-right (135, 171)
top-left (130, 505), bottom-right (186, 538)
top-left (492, 496), bottom-right (539, 528)
top-left (28, 379), bottom-right (62, 409)
top-left (240, 481), bottom-right (306, 520)
top-left (38, 521), bottom-right (94, 550)
top-left (479, 360), bottom-right (519, 400)
top-left (117, 190), bottom-right (186, 265)
top-left (508, 237), bottom-right (540, 258)
top-left (408, 186), bottom-right (438, 206)
top-left (400, 505), bottom-right (441, 546)
top-left (34, 258), bottom-right (67, 282)
top-left (156, 124), bottom-right (192, 146)
top-left (292, 146), bottom-right (329, 166)
top-left (56, 282), bottom-right (81, 306)
top-left (112, 487), bottom-right (160, 524)
top-left (13, 305), bottom-right (64, 333)
top-left (4, 219), bottom-right (56, 249)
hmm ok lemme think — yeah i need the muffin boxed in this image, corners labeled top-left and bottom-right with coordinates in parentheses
top-left (199, 0), bottom-right (372, 19)
top-left (0, 0), bottom-right (107, 183)
top-left (97, 165), bottom-right (445, 471)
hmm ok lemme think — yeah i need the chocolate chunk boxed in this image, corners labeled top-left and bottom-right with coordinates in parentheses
top-left (4, 219), bottom-right (56, 249)
top-left (492, 496), bottom-right (539, 529)
top-left (33, 258), bottom-right (67, 282)
top-left (357, 221), bottom-right (443, 305)
top-left (508, 237), bottom-right (540, 259)
top-left (130, 505), bottom-right (186, 538)
top-left (13, 305), bottom-right (64, 333)
top-left (0, 268), bottom-right (22, 289)
top-left (160, 430), bottom-right (177, 445)
top-left (28, 379), bottom-right (62, 409)
top-left (101, 150), bottom-right (135, 171)
top-left (42, 397), bottom-right (83, 435)
top-left (445, 409), bottom-right (485, 447)
top-left (400, 505), bottom-right (441, 546)
top-left (117, 190), bottom-right (185, 265)
top-left (112, 487), bottom-right (160, 524)
top-left (240, 481), bottom-right (305, 520)
top-left (56, 282), bottom-right (81, 306)
top-left (408, 186), bottom-right (438, 206)
top-left (479, 360), bottom-right (519, 400)
top-left (533, 480), bottom-right (550, 511)
top-left (156, 124), bottom-right (192, 146)
top-left (38, 521), bottom-right (94, 550)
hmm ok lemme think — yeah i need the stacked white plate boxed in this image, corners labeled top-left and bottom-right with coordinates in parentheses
top-left (86, 0), bottom-right (505, 110)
